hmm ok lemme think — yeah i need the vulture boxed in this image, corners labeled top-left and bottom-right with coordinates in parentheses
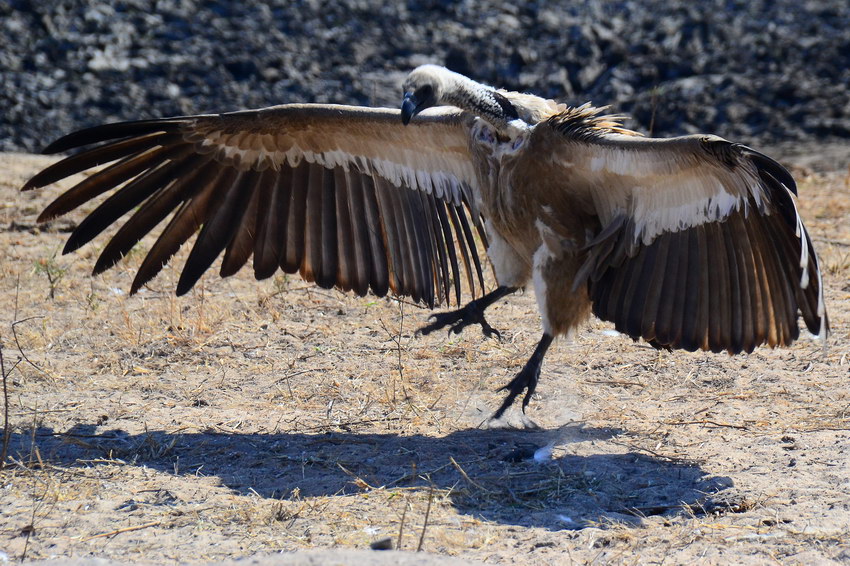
top-left (22, 65), bottom-right (828, 425)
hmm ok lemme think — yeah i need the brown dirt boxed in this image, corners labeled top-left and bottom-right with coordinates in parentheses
top-left (1, 149), bottom-right (849, 565)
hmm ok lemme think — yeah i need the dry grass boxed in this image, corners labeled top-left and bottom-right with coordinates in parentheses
top-left (0, 151), bottom-right (848, 564)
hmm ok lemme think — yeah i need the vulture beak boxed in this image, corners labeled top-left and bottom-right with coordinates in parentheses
top-left (400, 84), bottom-right (436, 125)
top-left (401, 92), bottom-right (418, 125)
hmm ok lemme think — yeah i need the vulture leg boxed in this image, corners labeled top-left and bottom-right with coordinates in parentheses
top-left (491, 333), bottom-right (554, 422)
top-left (417, 285), bottom-right (517, 339)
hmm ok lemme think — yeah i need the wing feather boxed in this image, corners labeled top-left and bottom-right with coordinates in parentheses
top-left (38, 144), bottom-right (183, 223)
top-left (703, 222), bottom-right (728, 353)
top-left (343, 169), bottom-right (370, 296)
top-left (445, 203), bottom-right (477, 297)
top-left (23, 131), bottom-right (181, 190)
top-left (220, 168), bottom-right (266, 278)
top-left (403, 184), bottom-right (433, 305)
top-left (301, 163), bottom-right (323, 285)
top-left (622, 235), bottom-right (658, 338)
top-left (639, 231), bottom-right (671, 342)
top-left (549, 118), bottom-right (828, 352)
top-left (423, 192), bottom-right (451, 305)
top-left (333, 168), bottom-right (356, 293)
top-left (93, 153), bottom-right (217, 276)
top-left (63, 146), bottom-right (197, 254)
top-left (318, 166), bottom-right (339, 289)
top-left (282, 161), bottom-right (309, 274)
top-left (455, 202), bottom-right (487, 296)
top-left (359, 175), bottom-right (390, 297)
top-left (652, 230), bottom-right (682, 347)
top-left (24, 104), bottom-right (483, 306)
top-left (373, 176), bottom-right (405, 297)
top-left (177, 168), bottom-right (256, 295)
top-left (131, 166), bottom-right (236, 293)
top-left (434, 200), bottom-right (463, 305)
top-left (252, 167), bottom-right (290, 279)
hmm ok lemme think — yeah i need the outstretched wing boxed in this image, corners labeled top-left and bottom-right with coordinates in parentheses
top-left (23, 104), bottom-right (487, 307)
top-left (532, 107), bottom-right (827, 354)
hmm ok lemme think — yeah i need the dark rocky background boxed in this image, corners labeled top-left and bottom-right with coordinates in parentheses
top-left (2, 0), bottom-right (849, 153)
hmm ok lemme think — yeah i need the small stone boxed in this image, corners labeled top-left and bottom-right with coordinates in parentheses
top-left (369, 537), bottom-right (393, 551)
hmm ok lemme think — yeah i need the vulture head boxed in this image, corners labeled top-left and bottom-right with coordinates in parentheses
top-left (400, 65), bottom-right (526, 137)
top-left (400, 64), bottom-right (445, 124)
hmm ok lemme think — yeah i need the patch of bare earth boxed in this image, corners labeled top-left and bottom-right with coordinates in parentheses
top-left (1, 150), bottom-right (848, 564)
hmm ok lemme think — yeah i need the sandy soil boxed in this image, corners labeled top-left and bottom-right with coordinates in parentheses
top-left (0, 150), bottom-right (848, 565)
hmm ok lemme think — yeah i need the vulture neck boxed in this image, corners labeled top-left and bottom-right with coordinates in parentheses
top-left (438, 70), bottom-right (528, 137)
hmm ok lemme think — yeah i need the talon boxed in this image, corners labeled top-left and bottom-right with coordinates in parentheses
top-left (416, 310), bottom-right (465, 336)
top-left (416, 302), bottom-right (502, 338)
top-left (491, 333), bottom-right (553, 420)
top-left (415, 286), bottom-right (517, 340)
top-left (480, 321), bottom-right (502, 341)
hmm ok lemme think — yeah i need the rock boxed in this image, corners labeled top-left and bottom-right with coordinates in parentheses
top-left (1, 0), bottom-right (848, 152)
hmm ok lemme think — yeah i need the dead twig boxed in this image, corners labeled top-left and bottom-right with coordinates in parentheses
top-left (379, 300), bottom-right (408, 405)
top-left (296, 416), bottom-right (403, 433)
top-left (417, 482), bottom-right (434, 552)
top-left (11, 317), bottom-right (47, 377)
top-left (583, 379), bottom-right (645, 388)
top-left (81, 521), bottom-right (161, 542)
top-left (450, 456), bottom-right (492, 493)
top-left (387, 296), bottom-right (429, 310)
top-left (609, 439), bottom-right (702, 466)
top-left (397, 494), bottom-right (409, 550)
top-left (337, 462), bottom-right (377, 490)
top-left (13, 275), bottom-right (49, 376)
top-left (1, 338), bottom-right (18, 468)
top-left (666, 419), bottom-right (749, 430)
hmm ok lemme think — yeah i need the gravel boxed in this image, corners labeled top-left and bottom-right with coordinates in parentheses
top-left (2, 0), bottom-right (849, 153)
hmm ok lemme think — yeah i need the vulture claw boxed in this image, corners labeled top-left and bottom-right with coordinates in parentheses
top-left (491, 333), bottom-right (554, 421)
top-left (492, 363), bottom-right (540, 420)
top-left (417, 302), bottom-right (503, 340)
top-left (417, 286), bottom-right (517, 339)
top-left (480, 322), bottom-right (502, 340)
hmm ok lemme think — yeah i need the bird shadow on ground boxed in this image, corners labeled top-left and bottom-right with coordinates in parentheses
top-left (7, 422), bottom-right (733, 531)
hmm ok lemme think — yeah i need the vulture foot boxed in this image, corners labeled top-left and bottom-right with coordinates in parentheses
top-left (416, 285), bottom-right (517, 339)
top-left (417, 303), bottom-right (501, 339)
top-left (491, 333), bottom-right (554, 420)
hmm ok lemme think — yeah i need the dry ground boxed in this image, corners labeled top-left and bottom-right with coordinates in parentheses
top-left (0, 150), bottom-right (848, 565)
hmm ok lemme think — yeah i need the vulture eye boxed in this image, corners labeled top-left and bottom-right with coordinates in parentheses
top-left (401, 84), bottom-right (437, 124)
top-left (413, 84), bottom-right (435, 105)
